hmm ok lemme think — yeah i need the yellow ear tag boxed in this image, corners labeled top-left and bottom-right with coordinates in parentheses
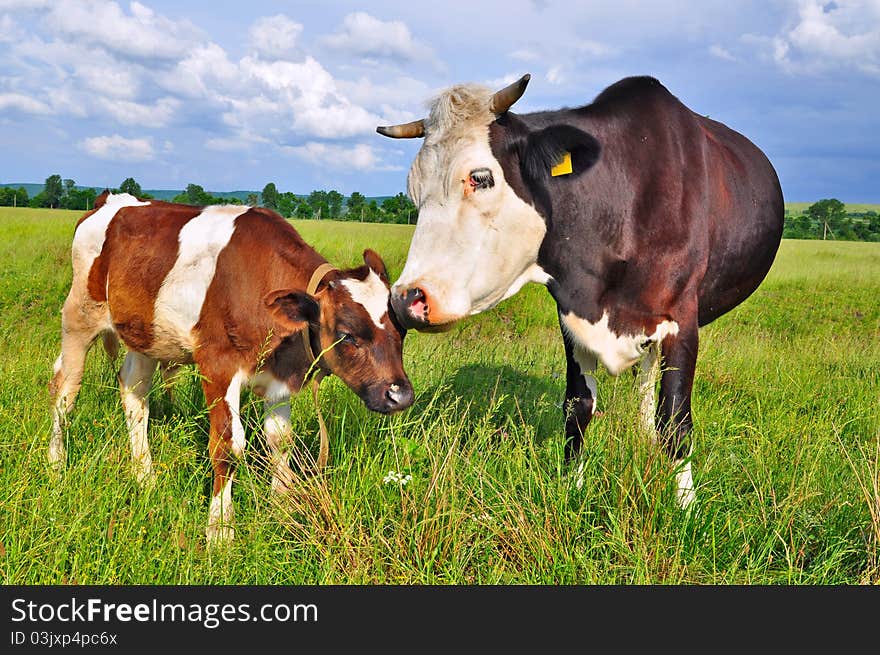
top-left (551, 151), bottom-right (572, 176)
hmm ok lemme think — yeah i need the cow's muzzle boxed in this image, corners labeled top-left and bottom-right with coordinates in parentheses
top-left (390, 286), bottom-right (430, 329)
top-left (391, 285), bottom-right (461, 332)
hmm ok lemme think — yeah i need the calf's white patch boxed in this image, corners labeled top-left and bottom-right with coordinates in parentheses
top-left (341, 269), bottom-right (389, 329)
top-left (153, 205), bottom-right (247, 353)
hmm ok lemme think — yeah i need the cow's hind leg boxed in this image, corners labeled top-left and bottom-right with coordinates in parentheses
top-left (638, 341), bottom-right (660, 436)
top-left (48, 299), bottom-right (109, 473)
top-left (658, 312), bottom-right (699, 509)
top-left (119, 351), bottom-right (158, 485)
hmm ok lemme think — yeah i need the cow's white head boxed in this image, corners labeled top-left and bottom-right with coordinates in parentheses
top-left (377, 74), bottom-right (551, 331)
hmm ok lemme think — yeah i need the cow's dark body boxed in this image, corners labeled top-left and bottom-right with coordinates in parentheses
top-left (489, 76), bottom-right (783, 458)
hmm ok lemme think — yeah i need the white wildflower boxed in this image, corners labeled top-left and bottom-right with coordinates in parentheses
top-left (383, 470), bottom-right (412, 486)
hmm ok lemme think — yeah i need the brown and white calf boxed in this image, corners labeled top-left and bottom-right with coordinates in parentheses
top-left (49, 191), bottom-right (413, 544)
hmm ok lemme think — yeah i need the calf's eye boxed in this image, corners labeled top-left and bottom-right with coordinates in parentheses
top-left (336, 332), bottom-right (358, 347)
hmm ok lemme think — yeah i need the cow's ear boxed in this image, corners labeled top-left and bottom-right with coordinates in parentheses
top-left (363, 248), bottom-right (389, 285)
top-left (521, 124), bottom-right (601, 182)
top-left (264, 289), bottom-right (320, 336)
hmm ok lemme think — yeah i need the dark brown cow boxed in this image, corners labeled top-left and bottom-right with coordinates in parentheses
top-left (49, 192), bottom-right (413, 544)
top-left (378, 74), bottom-right (784, 507)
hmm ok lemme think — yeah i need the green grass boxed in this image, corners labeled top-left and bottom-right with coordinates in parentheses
top-left (1, 208), bottom-right (878, 584)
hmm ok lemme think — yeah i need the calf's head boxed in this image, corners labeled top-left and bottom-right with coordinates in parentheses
top-left (266, 249), bottom-right (413, 414)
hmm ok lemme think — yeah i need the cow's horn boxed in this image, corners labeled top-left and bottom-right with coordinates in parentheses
top-left (376, 119), bottom-right (425, 139)
top-left (489, 73), bottom-right (531, 114)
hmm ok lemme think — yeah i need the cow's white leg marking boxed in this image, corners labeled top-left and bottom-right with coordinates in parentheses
top-left (571, 346), bottom-right (597, 491)
top-left (340, 269), bottom-right (390, 329)
top-left (206, 475), bottom-right (235, 545)
top-left (119, 351), bottom-right (158, 486)
top-left (638, 341), bottom-right (660, 437)
top-left (572, 345), bottom-right (598, 415)
top-left (225, 370), bottom-right (248, 459)
top-left (674, 458), bottom-right (696, 509)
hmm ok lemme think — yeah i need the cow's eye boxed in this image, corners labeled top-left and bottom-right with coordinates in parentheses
top-left (468, 168), bottom-right (494, 190)
top-left (336, 332), bottom-right (358, 347)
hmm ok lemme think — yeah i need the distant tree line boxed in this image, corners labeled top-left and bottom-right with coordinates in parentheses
top-left (10, 177), bottom-right (880, 237)
top-left (0, 175), bottom-right (155, 210)
top-left (174, 180), bottom-right (417, 224)
top-left (783, 199), bottom-right (880, 242)
top-left (0, 186), bottom-right (28, 207)
top-left (4, 175), bottom-right (418, 224)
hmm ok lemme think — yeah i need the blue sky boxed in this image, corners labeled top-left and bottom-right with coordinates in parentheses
top-left (0, 0), bottom-right (878, 201)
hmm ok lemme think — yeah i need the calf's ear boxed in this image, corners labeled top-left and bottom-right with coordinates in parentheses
top-left (264, 289), bottom-right (320, 336)
top-left (363, 248), bottom-right (389, 285)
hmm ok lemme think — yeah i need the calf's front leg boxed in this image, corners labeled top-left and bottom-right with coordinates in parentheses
top-left (200, 365), bottom-right (248, 546)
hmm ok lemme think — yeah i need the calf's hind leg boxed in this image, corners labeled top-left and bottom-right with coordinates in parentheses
top-left (48, 297), bottom-right (109, 472)
top-left (119, 351), bottom-right (158, 485)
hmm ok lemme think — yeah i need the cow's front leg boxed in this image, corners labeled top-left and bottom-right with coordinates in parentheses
top-left (559, 314), bottom-right (598, 461)
top-left (200, 366), bottom-right (247, 546)
top-left (658, 311), bottom-right (699, 508)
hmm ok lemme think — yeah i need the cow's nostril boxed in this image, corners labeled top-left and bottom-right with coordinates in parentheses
top-left (405, 287), bottom-right (428, 320)
top-left (391, 286), bottom-right (429, 328)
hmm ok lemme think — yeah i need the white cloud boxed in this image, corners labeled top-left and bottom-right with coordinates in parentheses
top-left (284, 142), bottom-right (398, 171)
top-left (546, 66), bottom-right (564, 84)
top-left (337, 75), bottom-right (429, 119)
top-left (321, 12), bottom-right (433, 64)
top-left (0, 13), bottom-right (17, 40)
top-left (79, 134), bottom-right (155, 161)
top-left (156, 43), bottom-right (240, 98)
top-left (709, 44), bottom-right (737, 61)
top-left (234, 55), bottom-right (384, 139)
top-left (96, 96), bottom-right (180, 128)
top-left (0, 92), bottom-right (53, 115)
top-left (0, 0), bottom-right (50, 9)
top-left (43, 0), bottom-right (202, 61)
top-left (760, 0), bottom-right (880, 76)
top-left (249, 15), bottom-right (302, 60)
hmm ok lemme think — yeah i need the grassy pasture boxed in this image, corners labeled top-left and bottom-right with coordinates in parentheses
top-left (1, 207), bottom-right (878, 584)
